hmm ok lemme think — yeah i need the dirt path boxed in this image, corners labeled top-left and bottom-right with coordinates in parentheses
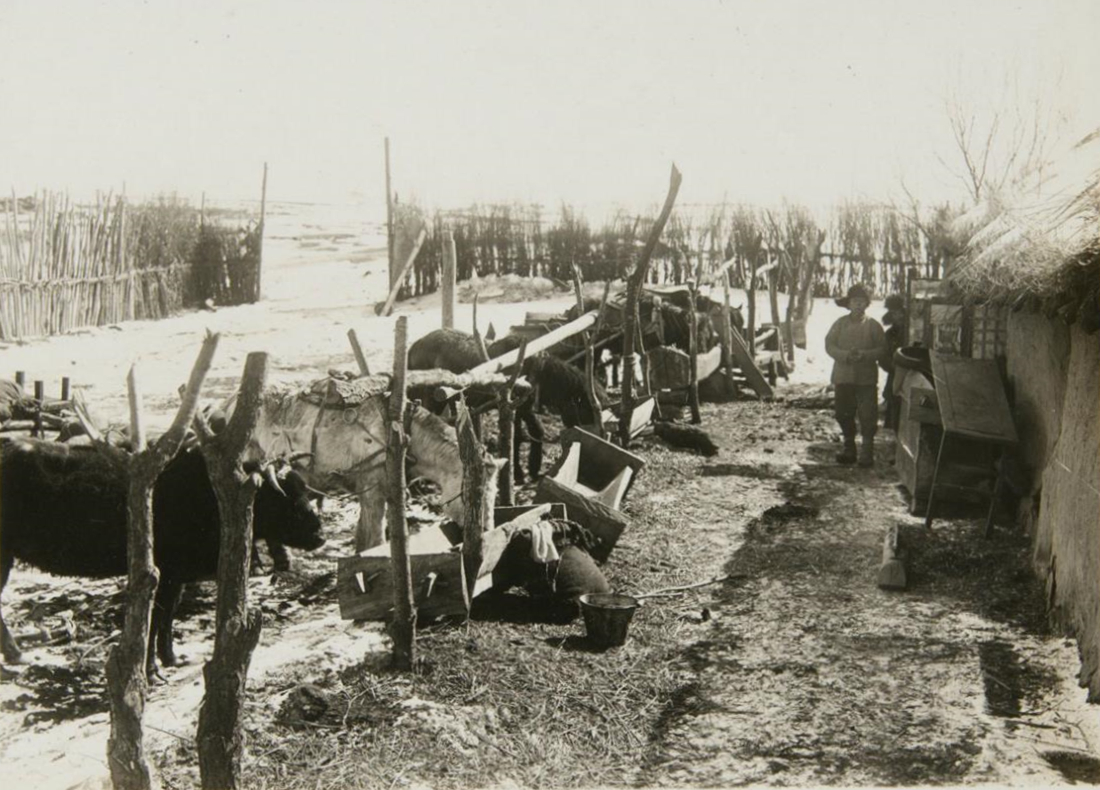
top-left (639, 395), bottom-right (1100, 787)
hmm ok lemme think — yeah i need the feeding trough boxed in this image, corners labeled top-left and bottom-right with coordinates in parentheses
top-left (579, 592), bottom-right (639, 647)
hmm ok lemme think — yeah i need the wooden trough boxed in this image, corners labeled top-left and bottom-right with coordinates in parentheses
top-left (336, 503), bottom-right (569, 620)
top-left (533, 427), bottom-right (645, 563)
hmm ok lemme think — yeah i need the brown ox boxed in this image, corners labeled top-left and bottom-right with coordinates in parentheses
top-left (228, 376), bottom-right (501, 552)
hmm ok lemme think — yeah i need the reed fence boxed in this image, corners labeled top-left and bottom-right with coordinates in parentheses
top-left (0, 194), bottom-right (262, 341)
top-left (395, 199), bottom-right (966, 304)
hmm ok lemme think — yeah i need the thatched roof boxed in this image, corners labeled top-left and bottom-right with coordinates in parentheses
top-left (947, 128), bottom-right (1100, 332)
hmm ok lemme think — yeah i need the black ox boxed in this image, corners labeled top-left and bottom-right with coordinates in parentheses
top-left (0, 438), bottom-right (325, 672)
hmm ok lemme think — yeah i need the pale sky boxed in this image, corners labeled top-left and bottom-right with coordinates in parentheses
top-left (1, 0), bottom-right (1097, 213)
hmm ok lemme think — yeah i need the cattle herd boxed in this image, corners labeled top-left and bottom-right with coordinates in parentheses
top-left (0, 289), bottom-right (735, 677)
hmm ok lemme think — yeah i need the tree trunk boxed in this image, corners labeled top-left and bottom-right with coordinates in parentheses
top-left (106, 480), bottom-right (158, 790)
top-left (107, 337), bottom-right (218, 790)
top-left (386, 317), bottom-right (416, 670)
top-left (620, 165), bottom-right (683, 448)
top-left (196, 351), bottom-right (268, 790)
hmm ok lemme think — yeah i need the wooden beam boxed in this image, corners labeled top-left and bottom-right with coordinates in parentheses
top-left (347, 329), bottom-right (371, 376)
top-left (376, 226), bottom-right (427, 317)
top-left (468, 311), bottom-right (599, 376)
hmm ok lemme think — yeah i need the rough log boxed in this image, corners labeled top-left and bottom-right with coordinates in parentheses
top-left (621, 164), bottom-right (683, 448)
top-left (457, 402), bottom-right (497, 596)
top-left (107, 332), bottom-right (219, 790)
top-left (196, 351), bottom-right (267, 790)
top-left (386, 316), bottom-right (416, 668)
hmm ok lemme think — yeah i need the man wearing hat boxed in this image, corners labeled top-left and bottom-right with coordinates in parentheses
top-left (825, 283), bottom-right (887, 466)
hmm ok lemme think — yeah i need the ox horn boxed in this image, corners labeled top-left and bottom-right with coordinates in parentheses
top-left (264, 464), bottom-right (287, 496)
top-left (287, 451), bottom-right (313, 465)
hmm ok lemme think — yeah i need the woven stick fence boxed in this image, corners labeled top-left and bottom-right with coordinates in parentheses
top-left (0, 194), bottom-right (261, 341)
top-left (394, 199), bottom-right (966, 302)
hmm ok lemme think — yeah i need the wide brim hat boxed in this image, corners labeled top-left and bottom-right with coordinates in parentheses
top-left (836, 283), bottom-right (873, 308)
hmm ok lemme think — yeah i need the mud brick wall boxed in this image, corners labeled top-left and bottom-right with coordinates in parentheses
top-left (1005, 313), bottom-right (1071, 496)
top-left (1007, 315), bottom-right (1100, 700)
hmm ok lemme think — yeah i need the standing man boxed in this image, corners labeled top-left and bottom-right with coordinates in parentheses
top-left (825, 283), bottom-right (887, 467)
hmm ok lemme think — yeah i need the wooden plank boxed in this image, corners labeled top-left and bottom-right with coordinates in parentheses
top-left (929, 353), bottom-right (1017, 444)
top-left (628, 396), bottom-right (656, 438)
top-left (469, 311), bottom-right (598, 376)
top-left (726, 324), bottom-right (774, 399)
top-left (376, 226), bottom-right (428, 317)
top-left (337, 552), bottom-right (468, 621)
top-left (555, 426), bottom-right (646, 495)
top-left (533, 476), bottom-right (628, 563)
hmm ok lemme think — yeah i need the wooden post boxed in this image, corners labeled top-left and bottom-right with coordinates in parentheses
top-left (121, 196), bottom-right (133, 322)
top-left (14, 371), bottom-right (25, 389)
top-left (747, 257), bottom-right (758, 355)
top-left (347, 329), bottom-right (371, 376)
top-left (767, 260), bottom-right (787, 373)
top-left (107, 334), bottom-right (218, 790)
top-left (498, 339), bottom-right (528, 506)
top-left (621, 165), bottom-right (683, 448)
top-left (498, 395), bottom-right (515, 506)
top-left (385, 138), bottom-right (395, 290)
top-left (457, 402), bottom-right (496, 595)
top-left (61, 376), bottom-right (70, 401)
top-left (687, 281), bottom-right (701, 424)
top-left (573, 267), bottom-right (604, 437)
top-left (255, 163), bottom-right (268, 303)
top-left (721, 278), bottom-right (738, 395)
top-left (442, 230), bottom-right (456, 330)
top-left (33, 380), bottom-right (44, 437)
top-left (386, 316), bottom-right (416, 670)
top-left (196, 349), bottom-right (267, 790)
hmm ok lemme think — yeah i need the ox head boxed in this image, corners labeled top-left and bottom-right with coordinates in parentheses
top-left (250, 460), bottom-right (325, 551)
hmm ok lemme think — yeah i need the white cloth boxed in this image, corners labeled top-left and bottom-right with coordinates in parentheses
top-left (529, 522), bottom-right (560, 564)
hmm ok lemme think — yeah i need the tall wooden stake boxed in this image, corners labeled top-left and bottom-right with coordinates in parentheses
top-left (385, 138), bottom-right (395, 290)
top-left (572, 267), bottom-right (605, 436)
top-left (498, 339), bottom-right (528, 505)
top-left (255, 163), bottom-right (268, 303)
top-left (687, 279), bottom-right (701, 424)
top-left (107, 334), bottom-right (219, 790)
top-left (442, 230), bottom-right (456, 329)
top-left (347, 329), bottom-right (371, 376)
top-left (767, 259), bottom-right (787, 370)
top-left (196, 350), bottom-right (267, 790)
top-left (620, 164), bottom-right (683, 448)
top-left (747, 257), bottom-right (758, 355)
top-left (721, 276), bottom-right (738, 395)
top-left (386, 316), bottom-right (416, 670)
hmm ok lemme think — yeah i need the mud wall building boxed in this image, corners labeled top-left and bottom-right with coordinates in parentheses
top-left (1005, 315), bottom-right (1099, 699)
top-left (949, 128), bottom-right (1100, 700)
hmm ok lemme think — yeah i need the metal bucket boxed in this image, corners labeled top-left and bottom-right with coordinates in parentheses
top-left (579, 593), bottom-right (639, 647)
